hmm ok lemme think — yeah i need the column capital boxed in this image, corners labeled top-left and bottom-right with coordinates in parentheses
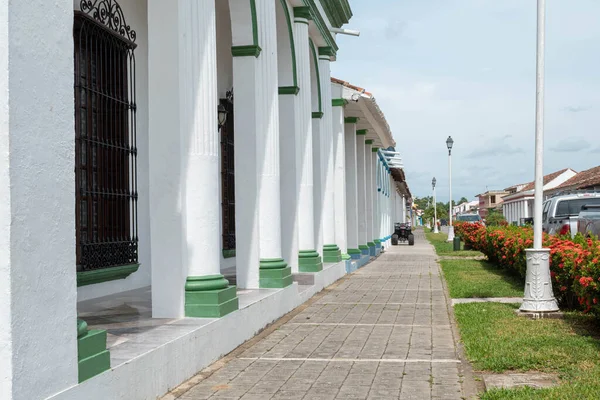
top-left (294, 7), bottom-right (312, 21)
top-left (356, 129), bottom-right (368, 135)
top-left (365, 140), bottom-right (373, 145)
top-left (319, 46), bottom-right (336, 57)
top-left (345, 116), bottom-right (359, 124)
top-left (332, 98), bottom-right (347, 107)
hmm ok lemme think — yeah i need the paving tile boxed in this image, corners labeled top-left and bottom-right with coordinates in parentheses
top-left (167, 231), bottom-right (466, 400)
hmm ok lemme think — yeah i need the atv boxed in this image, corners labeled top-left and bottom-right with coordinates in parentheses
top-left (392, 223), bottom-right (414, 246)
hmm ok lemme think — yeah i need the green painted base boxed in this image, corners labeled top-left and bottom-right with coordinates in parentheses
top-left (347, 248), bottom-right (361, 255)
top-left (367, 242), bottom-right (376, 248)
top-left (78, 328), bottom-right (110, 382)
top-left (185, 276), bottom-right (239, 318)
top-left (341, 253), bottom-right (351, 260)
top-left (298, 250), bottom-right (323, 272)
top-left (77, 263), bottom-right (139, 287)
top-left (323, 244), bottom-right (342, 263)
top-left (260, 259), bottom-right (293, 288)
top-left (358, 245), bottom-right (369, 250)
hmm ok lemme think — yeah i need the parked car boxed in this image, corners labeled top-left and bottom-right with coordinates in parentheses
top-left (456, 213), bottom-right (482, 224)
top-left (577, 204), bottom-right (600, 238)
top-left (542, 192), bottom-right (600, 237)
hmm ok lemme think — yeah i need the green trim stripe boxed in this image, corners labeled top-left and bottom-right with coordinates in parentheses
top-left (302, 0), bottom-right (339, 54)
top-left (223, 249), bottom-right (236, 259)
top-left (77, 264), bottom-right (139, 287)
top-left (293, 6), bottom-right (312, 20)
top-left (231, 45), bottom-right (261, 57)
top-left (280, 0), bottom-right (298, 89)
top-left (309, 39), bottom-right (322, 116)
top-left (279, 86), bottom-right (300, 95)
top-left (332, 98), bottom-right (347, 107)
top-left (250, 0), bottom-right (259, 48)
top-left (321, 0), bottom-right (353, 29)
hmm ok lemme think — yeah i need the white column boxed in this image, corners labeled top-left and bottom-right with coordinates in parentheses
top-left (372, 150), bottom-right (381, 249)
top-left (318, 51), bottom-right (339, 263)
top-left (149, 0), bottom-right (237, 317)
top-left (356, 134), bottom-right (368, 251)
top-left (294, 9), bottom-right (321, 271)
top-left (254, 0), bottom-right (289, 284)
top-left (365, 142), bottom-right (374, 251)
top-left (344, 121), bottom-right (359, 255)
top-left (279, 93), bottom-right (299, 272)
top-left (332, 104), bottom-right (348, 256)
top-left (1, 0), bottom-right (78, 396)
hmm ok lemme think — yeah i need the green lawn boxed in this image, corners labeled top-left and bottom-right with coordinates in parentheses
top-left (426, 231), bottom-right (483, 257)
top-left (454, 303), bottom-right (600, 399)
top-left (441, 259), bottom-right (523, 298)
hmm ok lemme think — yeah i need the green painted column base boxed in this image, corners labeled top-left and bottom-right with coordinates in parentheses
top-left (260, 258), bottom-right (293, 288)
top-left (77, 320), bottom-right (110, 383)
top-left (185, 275), bottom-right (239, 318)
top-left (341, 253), bottom-right (351, 260)
top-left (323, 244), bottom-right (342, 263)
top-left (298, 250), bottom-right (323, 272)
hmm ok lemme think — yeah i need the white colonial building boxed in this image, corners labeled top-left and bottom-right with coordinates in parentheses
top-left (0, 1), bottom-right (411, 399)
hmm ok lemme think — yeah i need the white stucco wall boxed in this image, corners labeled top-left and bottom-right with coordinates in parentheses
top-left (1, 1), bottom-right (79, 398)
top-left (77, 0), bottom-right (152, 301)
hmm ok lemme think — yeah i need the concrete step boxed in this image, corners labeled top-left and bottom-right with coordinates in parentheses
top-left (293, 273), bottom-right (315, 286)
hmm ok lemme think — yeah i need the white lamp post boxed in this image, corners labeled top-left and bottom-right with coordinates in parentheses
top-left (520, 0), bottom-right (558, 313)
top-left (446, 136), bottom-right (455, 242)
top-left (432, 177), bottom-right (439, 234)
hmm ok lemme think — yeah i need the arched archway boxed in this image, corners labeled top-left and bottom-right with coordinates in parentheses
top-left (309, 39), bottom-right (322, 118)
top-left (276, 0), bottom-right (298, 94)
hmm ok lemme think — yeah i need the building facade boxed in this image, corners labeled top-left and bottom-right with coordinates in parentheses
top-left (477, 190), bottom-right (509, 218)
top-left (502, 168), bottom-right (576, 225)
top-left (0, 1), bottom-right (411, 399)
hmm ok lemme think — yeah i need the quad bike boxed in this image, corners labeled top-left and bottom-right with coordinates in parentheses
top-left (392, 223), bottom-right (414, 246)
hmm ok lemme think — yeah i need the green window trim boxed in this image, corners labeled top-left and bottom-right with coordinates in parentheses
top-left (77, 264), bottom-right (139, 287)
top-left (223, 249), bottom-right (236, 259)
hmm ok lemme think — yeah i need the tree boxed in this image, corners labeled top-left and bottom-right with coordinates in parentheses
top-left (458, 197), bottom-right (469, 205)
top-left (486, 209), bottom-right (507, 226)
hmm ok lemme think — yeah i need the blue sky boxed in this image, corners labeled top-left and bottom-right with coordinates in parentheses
top-left (331, 0), bottom-right (600, 202)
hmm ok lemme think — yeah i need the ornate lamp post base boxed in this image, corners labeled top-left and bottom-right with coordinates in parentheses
top-left (446, 225), bottom-right (455, 242)
top-left (519, 249), bottom-right (559, 313)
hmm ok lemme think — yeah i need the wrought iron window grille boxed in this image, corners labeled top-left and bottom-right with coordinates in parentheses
top-left (221, 89), bottom-right (236, 251)
top-left (74, 1), bottom-right (138, 272)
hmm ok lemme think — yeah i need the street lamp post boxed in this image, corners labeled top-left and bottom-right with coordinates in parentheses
top-left (520, 0), bottom-right (558, 313)
top-left (446, 136), bottom-right (455, 242)
top-left (432, 178), bottom-right (439, 234)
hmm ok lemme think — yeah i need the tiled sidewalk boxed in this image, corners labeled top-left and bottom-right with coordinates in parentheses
top-left (167, 231), bottom-right (465, 399)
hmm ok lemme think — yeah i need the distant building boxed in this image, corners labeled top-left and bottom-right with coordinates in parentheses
top-left (452, 200), bottom-right (479, 216)
top-left (476, 190), bottom-right (509, 219)
top-left (502, 168), bottom-right (577, 224)
top-left (545, 165), bottom-right (600, 196)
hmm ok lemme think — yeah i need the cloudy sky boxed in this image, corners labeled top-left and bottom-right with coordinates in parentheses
top-left (331, 0), bottom-right (600, 202)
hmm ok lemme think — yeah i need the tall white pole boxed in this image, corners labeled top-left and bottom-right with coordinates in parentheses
top-left (447, 151), bottom-right (454, 241)
top-left (533, 0), bottom-right (545, 250)
top-left (520, 0), bottom-right (558, 313)
top-left (433, 184), bottom-right (439, 234)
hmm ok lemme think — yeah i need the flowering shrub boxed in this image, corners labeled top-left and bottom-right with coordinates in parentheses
top-left (454, 222), bottom-right (600, 313)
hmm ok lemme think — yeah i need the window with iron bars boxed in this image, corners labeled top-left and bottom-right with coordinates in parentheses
top-left (220, 96), bottom-right (236, 252)
top-left (73, 10), bottom-right (138, 272)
